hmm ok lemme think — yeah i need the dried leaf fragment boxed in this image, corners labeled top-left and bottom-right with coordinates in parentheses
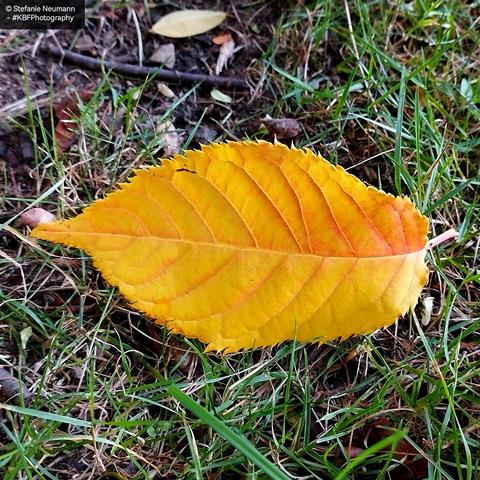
top-left (213, 32), bottom-right (232, 45)
top-left (210, 88), bottom-right (232, 103)
top-left (157, 82), bottom-right (175, 98)
top-left (421, 296), bottom-right (434, 325)
top-left (261, 115), bottom-right (302, 139)
top-left (149, 43), bottom-right (175, 68)
top-left (32, 141), bottom-right (429, 353)
top-left (150, 10), bottom-right (226, 38)
top-left (156, 120), bottom-right (182, 157)
top-left (54, 90), bottom-right (93, 155)
top-left (215, 33), bottom-right (235, 75)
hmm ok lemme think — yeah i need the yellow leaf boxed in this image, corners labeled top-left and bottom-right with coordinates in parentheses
top-left (150, 10), bottom-right (226, 38)
top-left (32, 141), bottom-right (429, 352)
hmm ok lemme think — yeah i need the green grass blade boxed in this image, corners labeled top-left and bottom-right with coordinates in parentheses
top-left (334, 429), bottom-right (403, 480)
top-left (0, 404), bottom-right (92, 428)
top-left (166, 383), bottom-right (289, 480)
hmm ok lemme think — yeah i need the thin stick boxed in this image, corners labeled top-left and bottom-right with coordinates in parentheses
top-left (45, 45), bottom-right (249, 90)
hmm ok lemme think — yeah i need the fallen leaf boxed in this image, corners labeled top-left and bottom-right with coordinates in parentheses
top-left (261, 115), bottom-right (302, 138)
top-left (54, 90), bottom-right (93, 155)
top-left (156, 120), bottom-right (182, 157)
top-left (213, 32), bottom-right (232, 45)
top-left (150, 10), bottom-right (226, 38)
top-left (32, 141), bottom-right (429, 353)
top-left (215, 33), bottom-right (235, 75)
top-left (421, 296), bottom-right (434, 325)
top-left (19, 208), bottom-right (56, 228)
top-left (20, 326), bottom-right (32, 351)
top-left (149, 43), bottom-right (175, 68)
top-left (210, 88), bottom-right (232, 103)
top-left (157, 82), bottom-right (175, 98)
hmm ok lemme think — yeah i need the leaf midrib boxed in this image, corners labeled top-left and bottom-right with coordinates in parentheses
top-left (40, 229), bottom-right (427, 259)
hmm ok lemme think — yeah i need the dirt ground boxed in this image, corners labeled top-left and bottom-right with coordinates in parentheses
top-left (0, 0), bottom-right (376, 206)
top-left (0, 1), bottom-right (276, 194)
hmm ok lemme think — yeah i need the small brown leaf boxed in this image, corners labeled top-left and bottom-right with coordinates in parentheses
top-left (261, 115), bottom-right (302, 138)
top-left (54, 90), bottom-right (93, 155)
top-left (74, 34), bottom-right (97, 54)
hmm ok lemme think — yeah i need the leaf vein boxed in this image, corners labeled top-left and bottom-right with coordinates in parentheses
top-left (168, 250), bottom-right (241, 303)
top-left (295, 161), bottom-right (356, 255)
top-left (134, 246), bottom-right (194, 288)
top-left (142, 191), bottom-right (183, 239)
top-left (160, 175), bottom-right (217, 241)
top-left (184, 255), bottom-right (287, 325)
top-left (279, 161), bottom-right (312, 252)
top-left (259, 258), bottom-right (326, 337)
top-left (330, 179), bottom-right (395, 252)
top-left (304, 259), bottom-right (359, 338)
top-left (204, 161), bottom-right (259, 247)
top-left (232, 147), bottom-right (302, 251)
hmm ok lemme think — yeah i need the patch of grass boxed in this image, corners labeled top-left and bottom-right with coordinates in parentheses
top-left (1, 1), bottom-right (479, 479)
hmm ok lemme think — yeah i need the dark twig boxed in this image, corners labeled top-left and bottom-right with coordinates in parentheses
top-left (45, 45), bottom-right (249, 90)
